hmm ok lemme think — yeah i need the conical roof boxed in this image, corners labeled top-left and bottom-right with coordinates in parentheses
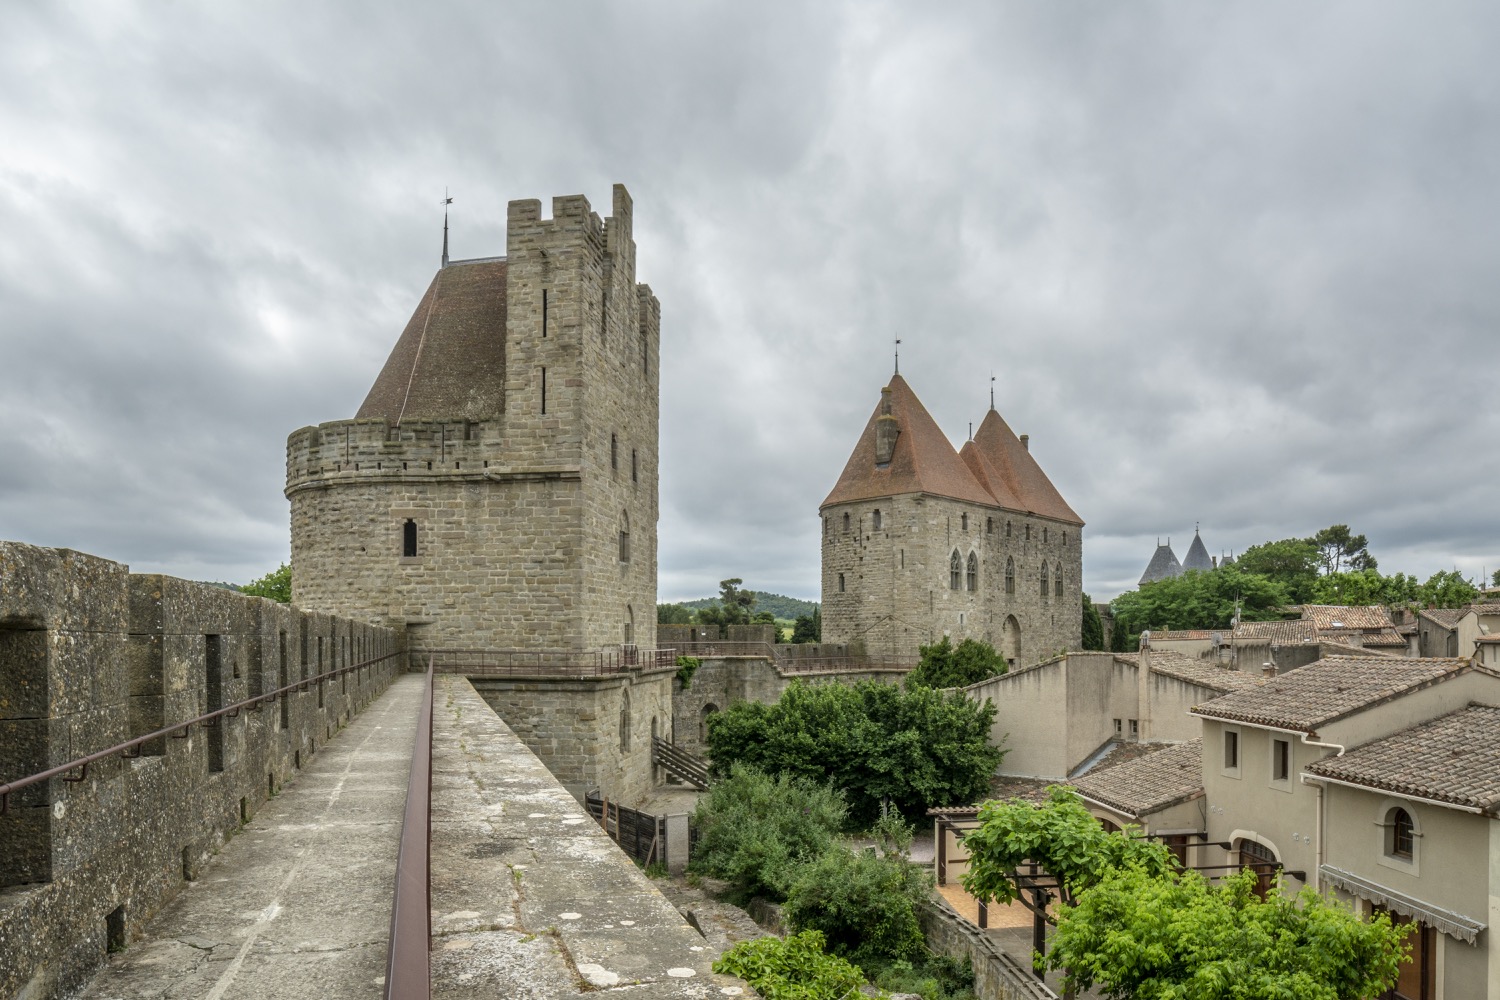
top-left (356, 259), bottom-right (509, 423)
top-left (971, 409), bottom-right (1084, 525)
top-left (821, 374), bottom-right (995, 508)
top-left (1182, 529), bottom-right (1213, 572)
top-left (1140, 543), bottom-right (1183, 586)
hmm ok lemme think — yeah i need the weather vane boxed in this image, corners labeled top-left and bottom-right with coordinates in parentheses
top-left (441, 188), bottom-right (453, 267)
top-left (990, 372), bottom-right (996, 410)
top-left (894, 336), bottom-right (901, 374)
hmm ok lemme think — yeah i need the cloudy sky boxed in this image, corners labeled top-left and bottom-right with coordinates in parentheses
top-left (3, 2), bottom-right (1496, 604)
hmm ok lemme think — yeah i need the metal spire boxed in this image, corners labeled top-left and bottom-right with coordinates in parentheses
top-left (441, 188), bottom-right (453, 267)
top-left (894, 336), bottom-right (901, 374)
top-left (989, 373), bottom-right (996, 411)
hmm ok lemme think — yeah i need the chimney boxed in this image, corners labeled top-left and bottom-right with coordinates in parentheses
top-left (1019, 434), bottom-right (1029, 451)
top-left (1262, 662), bottom-right (1277, 678)
top-left (874, 387), bottom-right (900, 465)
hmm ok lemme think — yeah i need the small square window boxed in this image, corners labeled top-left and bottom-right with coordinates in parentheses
top-left (838, 573), bottom-right (845, 593)
top-left (1129, 719), bottom-right (1139, 737)
top-left (1272, 739), bottom-right (1290, 781)
top-left (1113, 718), bottom-right (1122, 734)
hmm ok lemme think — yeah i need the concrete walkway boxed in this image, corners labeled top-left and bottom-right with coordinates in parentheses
top-left (76, 674), bottom-right (425, 1000)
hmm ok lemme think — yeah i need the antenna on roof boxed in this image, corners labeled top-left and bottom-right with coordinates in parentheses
top-left (893, 336), bottom-right (901, 374)
top-left (990, 373), bottom-right (996, 411)
top-left (441, 188), bottom-right (453, 267)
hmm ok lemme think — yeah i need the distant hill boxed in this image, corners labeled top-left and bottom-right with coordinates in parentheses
top-left (677, 592), bottom-right (819, 620)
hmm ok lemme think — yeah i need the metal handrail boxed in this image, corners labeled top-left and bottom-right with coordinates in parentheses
top-left (384, 657), bottom-right (434, 1000)
top-left (425, 647), bottom-right (679, 676)
top-left (0, 650), bottom-right (405, 815)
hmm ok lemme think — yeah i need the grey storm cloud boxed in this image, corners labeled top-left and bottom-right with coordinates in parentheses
top-left (1, 1), bottom-right (1496, 603)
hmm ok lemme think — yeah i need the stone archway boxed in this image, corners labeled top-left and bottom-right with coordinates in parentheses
top-left (1002, 615), bottom-right (1020, 666)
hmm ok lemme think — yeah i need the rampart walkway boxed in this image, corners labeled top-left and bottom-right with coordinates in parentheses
top-left (74, 674), bottom-right (425, 999)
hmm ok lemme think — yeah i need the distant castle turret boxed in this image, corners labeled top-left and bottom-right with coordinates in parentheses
top-left (1139, 526), bottom-right (1216, 586)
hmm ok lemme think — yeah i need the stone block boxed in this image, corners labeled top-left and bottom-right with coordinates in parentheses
top-left (0, 627), bottom-right (49, 720)
top-left (0, 806), bottom-right (53, 887)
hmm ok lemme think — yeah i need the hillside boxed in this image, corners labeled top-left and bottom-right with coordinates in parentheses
top-left (677, 591), bottom-right (819, 620)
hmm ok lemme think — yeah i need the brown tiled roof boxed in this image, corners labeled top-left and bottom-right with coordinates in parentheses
top-left (958, 439), bottom-right (1026, 511)
top-left (1468, 604), bottom-right (1500, 617)
top-left (1475, 635), bottom-right (1500, 644)
top-left (1191, 657), bottom-right (1471, 733)
top-left (971, 408), bottom-right (1084, 525)
top-left (1144, 629), bottom-right (1225, 641)
top-left (1302, 605), bottom-right (1392, 630)
top-left (357, 260), bottom-right (509, 422)
top-left (926, 775), bottom-right (1058, 816)
top-left (1344, 629), bottom-right (1407, 647)
top-left (1146, 653), bottom-right (1262, 694)
top-left (1418, 608), bottom-right (1463, 629)
top-left (1084, 739), bottom-right (1176, 774)
top-left (1233, 619), bottom-right (1317, 643)
top-left (821, 374), bottom-right (996, 508)
top-left (1073, 740), bottom-right (1203, 818)
top-left (1305, 705), bottom-right (1500, 814)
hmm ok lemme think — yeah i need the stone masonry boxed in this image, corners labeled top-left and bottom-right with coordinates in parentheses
top-left (287, 184), bottom-right (660, 657)
top-left (0, 541), bottom-right (399, 1000)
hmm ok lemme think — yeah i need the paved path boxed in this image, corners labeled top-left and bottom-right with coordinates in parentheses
top-left (77, 674), bottom-right (425, 1000)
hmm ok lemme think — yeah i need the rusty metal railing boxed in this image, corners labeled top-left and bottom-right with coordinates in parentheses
top-left (384, 657), bottom-right (434, 1000)
top-left (0, 650), bottom-right (405, 816)
top-left (424, 647), bottom-right (678, 677)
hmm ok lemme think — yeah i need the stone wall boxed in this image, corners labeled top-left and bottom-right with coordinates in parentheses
top-left (0, 541), bottom-right (399, 1000)
top-left (469, 664), bottom-right (674, 805)
top-left (289, 184), bottom-right (659, 656)
top-left (821, 493), bottom-right (1082, 666)
top-left (919, 897), bottom-right (1059, 1000)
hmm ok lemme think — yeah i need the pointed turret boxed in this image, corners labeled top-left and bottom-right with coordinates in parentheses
top-left (1140, 541), bottom-right (1183, 586)
top-left (1182, 527), bottom-right (1213, 572)
top-left (821, 374), bottom-right (994, 508)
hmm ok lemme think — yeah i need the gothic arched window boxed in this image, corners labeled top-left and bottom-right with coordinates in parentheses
top-left (966, 552), bottom-right (978, 592)
top-left (950, 550), bottom-right (962, 590)
top-left (1005, 557), bottom-right (1016, 594)
top-left (1040, 561), bottom-right (1050, 599)
top-left (618, 511), bottom-right (631, 562)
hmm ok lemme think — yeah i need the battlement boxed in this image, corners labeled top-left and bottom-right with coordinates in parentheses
top-left (285, 417), bottom-right (526, 495)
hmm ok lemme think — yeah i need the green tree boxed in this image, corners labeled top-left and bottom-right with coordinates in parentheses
top-left (1417, 569), bottom-right (1479, 609)
top-left (1049, 867), bottom-right (1410, 1000)
top-left (688, 765), bottom-right (847, 900)
top-left (1313, 524), bottom-right (1376, 576)
top-left (241, 563), bottom-right (291, 603)
top-left (783, 844), bottom-right (932, 967)
top-left (698, 577), bottom-right (758, 627)
top-left (1110, 566), bottom-right (1288, 638)
top-left (1236, 537), bottom-right (1320, 603)
top-left (657, 602), bottom-right (693, 625)
top-left (1307, 569), bottom-right (1420, 607)
top-left (706, 680), bottom-right (1004, 824)
top-left (1492, 569), bottom-right (1500, 587)
top-left (1080, 593), bottom-right (1104, 651)
top-left (791, 614), bottom-right (820, 643)
top-left (907, 636), bottom-right (1007, 689)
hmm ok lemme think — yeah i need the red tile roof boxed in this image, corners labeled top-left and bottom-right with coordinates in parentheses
top-left (1302, 605), bottom-right (1392, 631)
top-left (971, 408), bottom-right (1083, 525)
top-left (1072, 740), bottom-right (1204, 817)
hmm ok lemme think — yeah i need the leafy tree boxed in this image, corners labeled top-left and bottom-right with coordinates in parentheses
top-left (1236, 537), bottom-right (1321, 603)
top-left (1111, 566), bottom-right (1288, 638)
top-left (688, 764), bottom-right (846, 900)
top-left (1081, 593), bottom-right (1105, 651)
top-left (961, 787), bottom-right (1177, 914)
top-left (241, 563), bottom-right (291, 603)
top-left (1307, 569), bottom-right (1419, 607)
top-left (1048, 867), bottom-right (1410, 1000)
top-left (907, 636), bottom-right (1007, 689)
top-left (791, 614), bottom-right (820, 644)
top-left (698, 577), bottom-right (758, 627)
top-left (657, 602), bottom-right (694, 625)
top-left (783, 843), bottom-right (932, 966)
top-left (1493, 568), bottom-right (1500, 587)
top-left (706, 680), bottom-right (1004, 824)
top-left (1109, 608), bottom-right (1133, 652)
top-left (1313, 524), bottom-right (1376, 576)
top-left (1417, 569), bottom-right (1480, 609)
top-left (713, 931), bottom-right (869, 1000)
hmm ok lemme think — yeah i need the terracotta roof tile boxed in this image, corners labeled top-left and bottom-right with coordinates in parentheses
top-left (1146, 653), bottom-right (1263, 694)
top-left (1144, 629), bottom-right (1227, 641)
top-left (1302, 605), bottom-right (1393, 631)
top-left (1233, 620), bottom-right (1318, 643)
top-left (357, 260), bottom-right (509, 422)
top-left (1304, 705), bottom-right (1500, 814)
top-left (971, 408), bottom-right (1084, 525)
top-left (1419, 608), bottom-right (1464, 628)
top-left (821, 374), bottom-right (996, 509)
top-left (1467, 604), bottom-right (1500, 617)
top-left (1072, 740), bottom-right (1203, 817)
top-left (1192, 656), bottom-right (1471, 733)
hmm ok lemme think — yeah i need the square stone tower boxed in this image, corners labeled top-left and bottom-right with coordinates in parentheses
top-left (286, 185), bottom-right (660, 656)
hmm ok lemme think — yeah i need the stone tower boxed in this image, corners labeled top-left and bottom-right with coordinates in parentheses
top-left (286, 185), bottom-right (660, 655)
top-left (820, 374), bottom-right (1083, 666)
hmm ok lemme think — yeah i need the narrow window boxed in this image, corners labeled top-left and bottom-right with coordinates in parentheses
top-left (540, 367), bottom-right (547, 414)
top-left (1006, 521), bottom-right (1012, 538)
top-left (541, 288), bottom-right (548, 338)
top-left (1224, 730), bottom-right (1239, 769)
top-left (949, 550), bottom-right (962, 590)
top-left (1113, 718), bottom-right (1122, 735)
top-left (618, 511), bottom-right (631, 563)
top-left (1040, 561), bottom-right (1050, 599)
top-left (987, 518), bottom-right (993, 533)
top-left (1063, 531), bottom-right (1068, 545)
top-left (1272, 739), bottom-right (1290, 781)
top-left (966, 552), bottom-right (978, 591)
top-left (961, 513), bottom-right (968, 531)
top-left (873, 509), bottom-right (882, 530)
top-left (631, 449), bottom-right (637, 483)
top-left (619, 688), bottom-right (631, 752)
top-left (1390, 808), bottom-right (1414, 860)
top-left (642, 326), bottom-right (649, 376)
top-left (843, 512), bottom-right (850, 532)
top-left (1129, 719), bottom-right (1139, 737)
top-left (205, 635), bottom-right (224, 773)
top-left (402, 519), bottom-right (417, 557)
top-left (1025, 524), bottom-right (1031, 541)
top-left (838, 573), bottom-right (845, 593)
top-left (1043, 527), bottom-right (1048, 543)
top-left (611, 433), bottom-right (618, 472)
top-left (1005, 557), bottom-right (1016, 594)
top-left (1055, 573), bottom-right (1063, 598)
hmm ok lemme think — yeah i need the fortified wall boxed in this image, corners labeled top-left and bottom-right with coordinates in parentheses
top-left (0, 541), bottom-right (399, 1000)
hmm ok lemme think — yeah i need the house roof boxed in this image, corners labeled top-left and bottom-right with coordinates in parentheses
top-left (1182, 530), bottom-right (1214, 572)
top-left (969, 408), bottom-right (1084, 525)
top-left (356, 260), bottom-right (510, 423)
top-left (1190, 656), bottom-right (1472, 734)
top-left (1232, 619), bottom-right (1317, 643)
top-left (1139, 543), bottom-right (1183, 586)
top-left (1143, 652), bottom-right (1263, 694)
top-left (1143, 629), bottom-right (1226, 641)
top-left (1418, 608), bottom-right (1464, 629)
top-left (1304, 704), bottom-right (1500, 815)
top-left (1467, 604), bottom-right (1500, 617)
top-left (1302, 605), bottom-right (1392, 631)
top-left (1072, 739), bottom-right (1203, 818)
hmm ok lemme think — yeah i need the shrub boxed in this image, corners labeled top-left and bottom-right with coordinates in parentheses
top-left (906, 636), bottom-right (1007, 689)
top-left (675, 655), bottom-right (700, 690)
top-left (783, 846), bottom-right (932, 966)
top-left (707, 679), bottom-right (1004, 824)
top-left (687, 765), bottom-right (846, 901)
top-left (713, 930), bottom-right (873, 1000)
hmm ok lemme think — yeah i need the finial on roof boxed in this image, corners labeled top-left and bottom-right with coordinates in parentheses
top-left (441, 188), bottom-right (453, 267)
top-left (894, 335), bottom-right (901, 374)
top-left (968, 421), bottom-right (972, 441)
top-left (1196, 521), bottom-right (1200, 533)
top-left (989, 373), bottom-right (996, 411)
